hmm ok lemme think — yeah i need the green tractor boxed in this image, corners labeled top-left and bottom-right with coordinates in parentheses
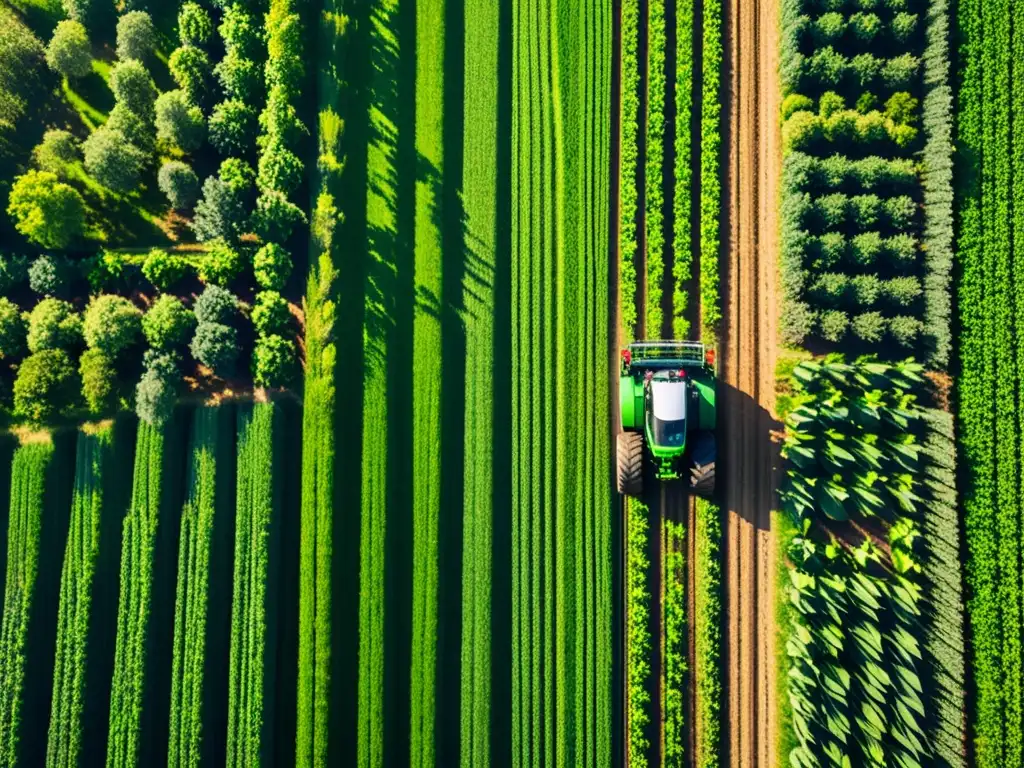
top-left (617, 341), bottom-right (717, 498)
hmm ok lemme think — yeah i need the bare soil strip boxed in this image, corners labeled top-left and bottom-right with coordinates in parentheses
top-left (721, 0), bottom-right (780, 764)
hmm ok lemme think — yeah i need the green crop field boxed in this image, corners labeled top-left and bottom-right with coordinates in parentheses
top-left (0, 0), bottom-right (1011, 764)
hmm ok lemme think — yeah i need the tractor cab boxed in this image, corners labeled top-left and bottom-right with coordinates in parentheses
top-left (646, 372), bottom-right (688, 453)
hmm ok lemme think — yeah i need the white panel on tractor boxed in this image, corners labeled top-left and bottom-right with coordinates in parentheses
top-left (650, 380), bottom-right (687, 422)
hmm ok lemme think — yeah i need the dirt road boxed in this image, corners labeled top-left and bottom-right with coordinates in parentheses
top-left (720, 0), bottom-right (781, 763)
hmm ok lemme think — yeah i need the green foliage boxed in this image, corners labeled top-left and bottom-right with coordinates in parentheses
top-left (259, 85), bottom-right (307, 151)
top-left (34, 130), bottom-right (79, 178)
top-left (158, 161), bottom-right (200, 210)
top-left (257, 140), bottom-right (303, 195)
top-left (108, 59), bottom-right (157, 116)
top-left (264, 7), bottom-right (303, 93)
top-left (105, 103), bottom-right (154, 152)
top-left (169, 45), bottom-right (212, 106)
top-left (29, 254), bottom-right (73, 297)
top-left (192, 175), bottom-right (248, 242)
top-left (644, 0), bottom-right (667, 337)
top-left (0, 253), bottom-right (30, 295)
top-left (209, 99), bottom-right (258, 156)
top-left (134, 354), bottom-right (177, 424)
top-left (143, 294), bottom-right (195, 350)
top-left (27, 298), bottom-right (82, 353)
top-left (82, 127), bottom-right (149, 195)
top-left (818, 309), bottom-right (848, 342)
top-left (14, 348), bottom-right (79, 422)
top-left (251, 290), bottom-right (289, 336)
top-left (664, 520), bottom-right (687, 766)
top-left (0, 298), bottom-right (25, 360)
top-left (695, 499), bottom-right (721, 768)
top-left (83, 294), bottom-right (142, 356)
top-left (700, 0), bottom-right (723, 342)
top-left (178, 2), bottom-right (214, 46)
top-left (619, 0), bottom-right (639, 339)
top-left (142, 248), bottom-right (187, 291)
top-left (7, 170), bottom-right (86, 249)
top-left (193, 284), bottom-right (238, 325)
top-left (116, 11), bottom-right (155, 61)
top-left (155, 91), bottom-right (206, 152)
top-left (252, 333), bottom-right (296, 387)
top-left (191, 321), bottom-right (239, 375)
top-left (252, 190), bottom-right (306, 242)
top-left (215, 51), bottom-right (261, 103)
top-left (219, 6), bottom-right (261, 56)
top-left (46, 20), bottom-right (91, 79)
top-left (198, 238), bottom-right (243, 286)
top-left (78, 347), bottom-right (118, 413)
top-left (626, 500), bottom-right (651, 767)
top-left (253, 242), bottom-right (292, 290)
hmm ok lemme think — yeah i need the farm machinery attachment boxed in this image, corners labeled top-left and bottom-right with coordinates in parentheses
top-left (617, 341), bottom-right (717, 498)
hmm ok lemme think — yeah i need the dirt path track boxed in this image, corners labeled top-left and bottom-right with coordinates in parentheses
top-left (720, 0), bottom-right (780, 763)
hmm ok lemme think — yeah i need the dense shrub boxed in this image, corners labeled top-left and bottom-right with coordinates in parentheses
top-left (82, 127), bottom-right (148, 194)
top-left (178, 2), bottom-right (213, 46)
top-left (209, 99), bottom-right (258, 155)
top-left (259, 85), bottom-right (306, 150)
top-left (33, 130), bottom-right (79, 177)
top-left (155, 90), bottom-right (206, 151)
top-left (219, 157), bottom-right (256, 194)
top-left (193, 284), bottom-right (238, 325)
top-left (850, 274), bottom-right (881, 307)
top-left (83, 295), bottom-right (141, 356)
top-left (251, 290), bottom-right (289, 336)
top-left (142, 248), bottom-right (189, 290)
top-left (116, 11), bottom-right (155, 61)
top-left (143, 295), bottom-right (196, 349)
top-left (850, 232), bottom-right (883, 266)
top-left (46, 20), bottom-right (92, 79)
top-left (885, 92), bottom-right (918, 125)
top-left (28, 254), bottom-right (72, 297)
top-left (808, 273), bottom-right (849, 306)
top-left (888, 315), bottom-right (922, 347)
top-left (215, 51), bottom-right (261, 102)
top-left (0, 298), bottom-right (26, 360)
top-left (850, 194), bottom-right (882, 228)
top-left (882, 276), bottom-right (922, 307)
top-left (814, 233), bottom-right (846, 269)
top-left (252, 190), bottom-right (305, 241)
top-left (108, 59), bottom-right (157, 116)
top-left (252, 333), bottom-right (296, 387)
top-left (264, 9), bottom-right (303, 92)
top-left (192, 175), bottom-right (248, 241)
top-left (219, 6), bottom-right (261, 55)
top-left (815, 193), bottom-right (848, 229)
top-left (169, 45), bottom-right (212, 105)
top-left (79, 347), bottom-right (118, 413)
top-left (851, 311), bottom-right (885, 342)
top-left (191, 321), bottom-right (239, 374)
top-left (811, 13), bottom-right (845, 45)
top-left (886, 234), bottom-right (917, 267)
top-left (881, 54), bottom-right (920, 89)
top-left (27, 298), bottom-right (82, 353)
top-left (890, 12), bottom-right (918, 43)
top-left (885, 196), bottom-right (917, 228)
top-left (849, 12), bottom-right (881, 43)
top-left (253, 242), bottom-right (292, 290)
top-left (105, 103), bottom-right (153, 150)
top-left (805, 46), bottom-right (846, 88)
top-left (7, 170), bottom-right (86, 249)
top-left (782, 94), bottom-right (813, 120)
top-left (13, 348), bottom-right (79, 423)
top-left (158, 160), bottom-right (200, 210)
top-left (135, 353), bottom-right (178, 424)
top-left (257, 140), bottom-right (302, 194)
top-left (781, 301), bottom-right (816, 345)
top-left (197, 239), bottom-right (243, 286)
top-left (818, 309), bottom-right (849, 342)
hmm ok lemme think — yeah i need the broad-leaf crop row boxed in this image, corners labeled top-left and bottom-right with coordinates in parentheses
top-left (626, 500), bottom-right (652, 768)
top-left (693, 499), bottom-right (721, 768)
top-left (673, 0), bottom-right (695, 339)
top-left (956, 0), bottom-right (1024, 763)
top-left (227, 403), bottom-right (281, 768)
top-left (620, 0), bottom-right (641, 339)
top-left (0, 440), bottom-right (55, 766)
top-left (663, 519), bottom-right (687, 767)
top-left (645, 0), bottom-right (667, 336)
top-left (699, 0), bottom-right (723, 344)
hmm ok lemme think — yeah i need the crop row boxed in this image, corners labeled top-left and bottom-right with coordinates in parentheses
top-left (663, 519), bottom-right (687, 767)
top-left (699, 0), bottom-right (723, 343)
top-left (956, 0), bottom-right (1024, 763)
top-left (693, 499), bottom-right (721, 768)
top-left (45, 427), bottom-right (112, 768)
top-left (626, 500), bottom-right (652, 768)
top-left (672, 0), bottom-right (695, 338)
top-left (620, 0), bottom-right (641, 339)
top-left (645, 0), bottom-right (667, 336)
top-left (0, 441), bottom-right (55, 765)
top-left (226, 404), bottom-right (280, 768)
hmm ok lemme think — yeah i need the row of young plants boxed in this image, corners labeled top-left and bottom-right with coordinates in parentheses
top-left (645, 0), bottom-right (667, 336)
top-left (0, 440), bottom-right (56, 765)
top-left (955, 0), bottom-right (1024, 763)
top-left (779, 358), bottom-right (931, 767)
top-left (626, 500), bottom-right (652, 768)
top-left (778, 0), bottom-right (951, 363)
top-left (699, 0), bottom-right (723, 344)
top-left (663, 519), bottom-right (687, 766)
top-left (693, 498), bottom-right (721, 768)
top-left (226, 403), bottom-right (281, 768)
top-left (672, 0), bottom-right (695, 339)
top-left (619, 0), bottom-right (640, 339)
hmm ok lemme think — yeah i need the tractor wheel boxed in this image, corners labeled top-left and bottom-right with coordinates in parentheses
top-left (689, 432), bottom-right (716, 499)
top-left (617, 432), bottom-right (644, 496)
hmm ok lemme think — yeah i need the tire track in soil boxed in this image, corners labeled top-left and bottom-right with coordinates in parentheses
top-left (721, 0), bottom-right (780, 764)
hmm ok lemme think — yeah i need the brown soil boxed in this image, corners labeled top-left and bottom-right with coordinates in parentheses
top-left (720, 0), bottom-right (781, 762)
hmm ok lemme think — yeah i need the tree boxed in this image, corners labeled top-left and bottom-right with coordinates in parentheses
top-left (60, 0), bottom-right (93, 25)
top-left (82, 127), bottom-right (148, 194)
top-left (135, 352), bottom-right (178, 424)
top-left (259, 84), bottom-right (306, 149)
top-left (106, 103), bottom-right (153, 150)
top-left (191, 322), bottom-right (239, 374)
top-left (143, 295), bottom-right (195, 349)
top-left (178, 2), bottom-right (213, 46)
top-left (209, 99), bottom-right (258, 156)
top-left (253, 242), bottom-right (292, 290)
top-left (7, 170), bottom-right (86, 248)
top-left (219, 6), bottom-right (261, 55)
top-left (257, 139), bottom-right (303, 194)
top-left (215, 51), bottom-right (261, 102)
top-left (851, 312), bottom-right (885, 343)
top-left (108, 59), bottom-right (157, 116)
top-left (142, 247), bottom-right (189, 290)
top-left (155, 90), bottom-right (205, 152)
top-left (46, 20), bottom-right (92, 79)
top-left (33, 129), bottom-right (79, 177)
top-left (27, 298), bottom-right (82, 353)
top-left (193, 284), bottom-right (238, 325)
top-left (14, 348), bottom-right (80, 423)
top-left (192, 175), bottom-right (247, 241)
top-left (0, 297), bottom-right (26, 360)
top-left (253, 190), bottom-right (306, 242)
top-left (83, 294), bottom-right (142, 356)
top-left (818, 310), bottom-right (849, 342)
top-left (219, 157), bottom-right (256, 196)
top-left (79, 347), bottom-right (118, 413)
top-left (252, 333), bottom-right (296, 387)
top-left (252, 290), bottom-right (290, 336)
top-left (197, 238), bottom-right (243, 286)
top-left (0, 253), bottom-right (29, 294)
top-left (264, 10), bottom-right (304, 92)
top-left (158, 160), bottom-right (200, 210)
top-left (781, 301), bottom-right (816, 346)
top-left (169, 45), bottom-right (212, 106)
top-left (28, 254), bottom-right (73, 297)
top-left (116, 11), bottom-right (155, 61)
